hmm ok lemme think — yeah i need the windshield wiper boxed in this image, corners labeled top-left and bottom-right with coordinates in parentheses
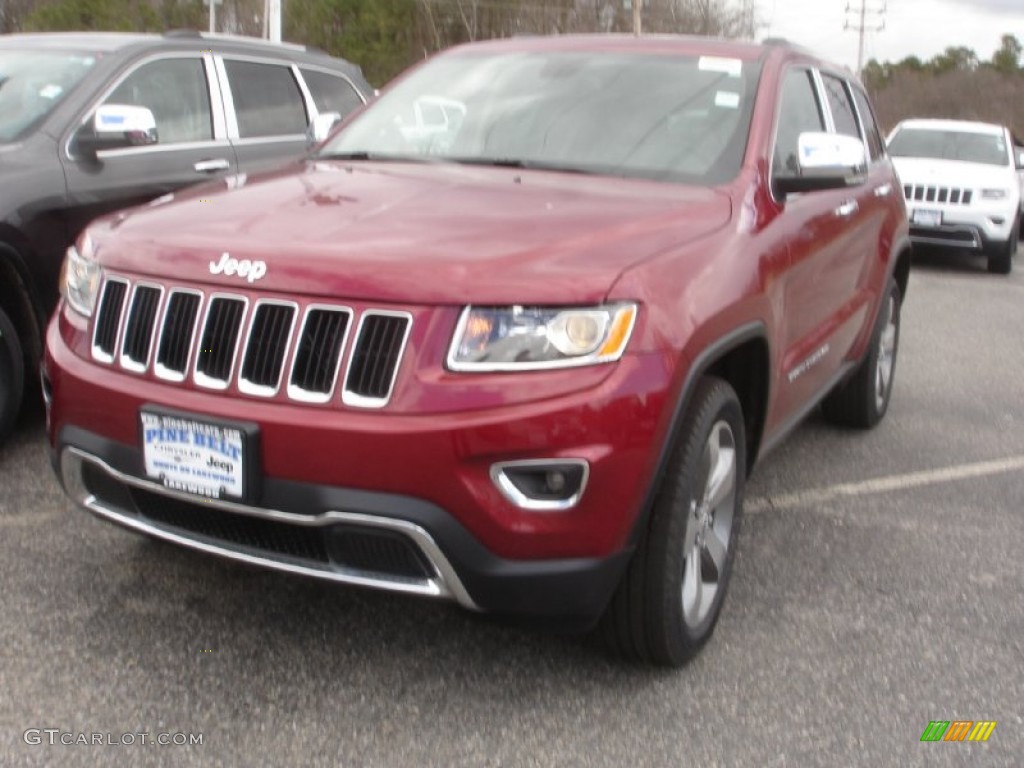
top-left (314, 150), bottom-right (432, 163)
top-left (445, 157), bottom-right (599, 175)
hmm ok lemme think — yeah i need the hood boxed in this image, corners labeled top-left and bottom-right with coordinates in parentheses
top-left (95, 160), bottom-right (732, 305)
top-left (891, 156), bottom-right (1017, 191)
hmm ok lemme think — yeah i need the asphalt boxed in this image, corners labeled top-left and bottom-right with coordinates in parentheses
top-left (1, 246), bottom-right (1022, 767)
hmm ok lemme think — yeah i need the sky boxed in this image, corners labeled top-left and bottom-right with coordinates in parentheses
top-left (755, 0), bottom-right (1024, 71)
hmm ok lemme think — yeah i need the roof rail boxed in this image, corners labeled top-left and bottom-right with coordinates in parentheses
top-left (161, 29), bottom-right (315, 54)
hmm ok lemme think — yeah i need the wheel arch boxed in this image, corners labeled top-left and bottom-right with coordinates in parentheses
top-left (626, 322), bottom-right (770, 550)
top-left (0, 232), bottom-right (46, 363)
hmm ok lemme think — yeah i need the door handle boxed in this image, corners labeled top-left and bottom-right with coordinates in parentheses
top-left (834, 200), bottom-right (859, 217)
top-left (873, 183), bottom-right (893, 198)
top-left (193, 159), bottom-right (230, 173)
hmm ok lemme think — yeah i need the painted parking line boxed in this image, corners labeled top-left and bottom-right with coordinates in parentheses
top-left (747, 455), bottom-right (1024, 514)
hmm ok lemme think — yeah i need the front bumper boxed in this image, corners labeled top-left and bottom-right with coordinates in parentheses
top-left (904, 198), bottom-right (1017, 250)
top-left (45, 307), bottom-right (671, 627)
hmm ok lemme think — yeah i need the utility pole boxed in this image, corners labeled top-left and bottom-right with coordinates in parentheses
top-left (633, 0), bottom-right (642, 36)
top-left (844, 1), bottom-right (886, 75)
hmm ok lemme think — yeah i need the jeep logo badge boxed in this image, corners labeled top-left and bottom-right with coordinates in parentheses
top-left (209, 252), bottom-right (267, 283)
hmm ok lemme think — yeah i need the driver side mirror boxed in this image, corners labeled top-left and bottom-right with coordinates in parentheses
top-left (774, 132), bottom-right (868, 198)
top-left (76, 104), bottom-right (158, 159)
top-left (306, 112), bottom-right (342, 149)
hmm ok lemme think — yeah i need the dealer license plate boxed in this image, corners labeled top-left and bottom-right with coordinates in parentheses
top-left (912, 208), bottom-right (942, 227)
top-left (141, 410), bottom-right (246, 499)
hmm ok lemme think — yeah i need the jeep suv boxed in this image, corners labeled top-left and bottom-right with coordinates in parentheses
top-left (888, 118), bottom-right (1021, 274)
top-left (0, 31), bottom-right (373, 444)
top-left (44, 36), bottom-right (911, 666)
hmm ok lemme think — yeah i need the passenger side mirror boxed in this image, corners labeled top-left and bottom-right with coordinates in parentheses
top-left (1016, 149), bottom-right (1024, 169)
top-left (774, 132), bottom-right (867, 198)
top-left (307, 112), bottom-right (342, 149)
top-left (76, 105), bottom-right (158, 158)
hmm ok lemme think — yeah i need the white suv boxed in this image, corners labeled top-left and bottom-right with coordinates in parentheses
top-left (888, 119), bottom-right (1021, 274)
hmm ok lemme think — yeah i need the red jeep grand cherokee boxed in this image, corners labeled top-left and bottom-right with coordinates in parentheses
top-left (44, 35), bottom-right (910, 666)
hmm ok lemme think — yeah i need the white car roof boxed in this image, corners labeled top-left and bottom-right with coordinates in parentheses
top-left (894, 119), bottom-right (1006, 136)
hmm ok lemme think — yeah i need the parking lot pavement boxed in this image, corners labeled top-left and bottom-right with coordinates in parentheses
top-left (2, 250), bottom-right (1022, 767)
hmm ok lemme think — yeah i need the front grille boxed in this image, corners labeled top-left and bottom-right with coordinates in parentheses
top-left (344, 312), bottom-right (411, 405)
top-left (240, 302), bottom-right (295, 392)
top-left (91, 276), bottom-right (411, 406)
top-left (121, 285), bottom-right (162, 369)
top-left (328, 528), bottom-right (433, 579)
top-left (903, 184), bottom-right (973, 205)
top-left (196, 297), bottom-right (246, 386)
top-left (81, 463), bottom-right (433, 580)
top-left (156, 291), bottom-right (202, 379)
top-left (132, 486), bottom-right (331, 562)
top-left (93, 279), bottom-right (128, 360)
top-left (289, 308), bottom-right (351, 399)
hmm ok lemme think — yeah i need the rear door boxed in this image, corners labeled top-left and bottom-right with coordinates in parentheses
top-left (216, 56), bottom-right (311, 175)
top-left (61, 53), bottom-right (238, 237)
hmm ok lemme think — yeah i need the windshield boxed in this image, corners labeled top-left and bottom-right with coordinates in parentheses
top-left (319, 50), bottom-right (761, 185)
top-left (888, 127), bottom-right (1010, 167)
top-left (0, 50), bottom-right (97, 142)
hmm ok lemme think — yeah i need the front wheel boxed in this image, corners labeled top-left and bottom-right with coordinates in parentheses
top-left (822, 278), bottom-right (901, 429)
top-left (986, 222), bottom-right (1017, 275)
top-left (0, 305), bottom-right (25, 446)
top-left (600, 376), bottom-right (745, 667)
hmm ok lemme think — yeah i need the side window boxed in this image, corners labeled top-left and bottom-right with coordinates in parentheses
top-left (773, 69), bottom-right (824, 178)
top-left (300, 69), bottom-right (364, 118)
top-left (851, 85), bottom-right (885, 161)
top-left (821, 74), bottom-right (859, 139)
top-left (105, 58), bottom-right (213, 145)
top-left (223, 60), bottom-right (308, 138)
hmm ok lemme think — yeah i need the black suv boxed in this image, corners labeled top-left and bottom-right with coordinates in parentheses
top-left (0, 31), bottom-right (373, 443)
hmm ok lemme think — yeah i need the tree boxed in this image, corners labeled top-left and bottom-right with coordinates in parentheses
top-left (927, 45), bottom-right (978, 75)
top-left (990, 34), bottom-right (1022, 75)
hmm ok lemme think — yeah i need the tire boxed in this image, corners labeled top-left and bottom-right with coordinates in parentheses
top-left (986, 221), bottom-right (1016, 275)
top-left (0, 305), bottom-right (25, 446)
top-left (600, 376), bottom-right (745, 667)
top-left (822, 278), bottom-right (901, 429)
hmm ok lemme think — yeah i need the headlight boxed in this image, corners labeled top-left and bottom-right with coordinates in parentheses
top-left (980, 189), bottom-right (1009, 200)
top-left (60, 233), bottom-right (102, 317)
top-left (447, 303), bottom-right (638, 371)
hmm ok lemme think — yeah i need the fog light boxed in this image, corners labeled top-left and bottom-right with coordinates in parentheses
top-left (490, 460), bottom-right (589, 511)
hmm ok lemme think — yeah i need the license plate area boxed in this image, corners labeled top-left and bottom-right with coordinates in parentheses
top-left (140, 407), bottom-right (259, 501)
top-left (912, 208), bottom-right (942, 227)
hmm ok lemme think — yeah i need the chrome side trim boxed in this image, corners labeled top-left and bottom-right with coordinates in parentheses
top-left (490, 458), bottom-right (590, 512)
top-left (60, 448), bottom-right (479, 610)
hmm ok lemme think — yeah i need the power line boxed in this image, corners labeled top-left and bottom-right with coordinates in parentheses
top-left (844, 1), bottom-right (886, 74)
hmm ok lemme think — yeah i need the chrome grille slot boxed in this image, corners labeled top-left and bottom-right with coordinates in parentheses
top-left (92, 278), bottom-right (128, 363)
top-left (288, 306), bottom-right (352, 401)
top-left (155, 291), bottom-right (202, 380)
top-left (120, 284), bottom-right (162, 371)
top-left (343, 311), bottom-right (412, 407)
top-left (239, 301), bottom-right (296, 395)
top-left (195, 296), bottom-right (247, 388)
top-left (903, 184), bottom-right (973, 206)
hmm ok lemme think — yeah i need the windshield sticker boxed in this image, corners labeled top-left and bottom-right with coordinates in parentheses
top-left (715, 91), bottom-right (741, 109)
top-left (699, 56), bottom-right (743, 77)
top-left (39, 84), bottom-right (63, 100)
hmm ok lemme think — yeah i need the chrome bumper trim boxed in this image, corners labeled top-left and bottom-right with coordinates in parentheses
top-left (60, 447), bottom-right (479, 610)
